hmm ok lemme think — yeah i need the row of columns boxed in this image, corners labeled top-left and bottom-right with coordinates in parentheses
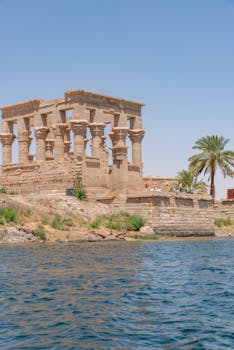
top-left (0, 123), bottom-right (144, 169)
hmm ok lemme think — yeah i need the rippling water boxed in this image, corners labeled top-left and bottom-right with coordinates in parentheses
top-left (0, 238), bottom-right (233, 349)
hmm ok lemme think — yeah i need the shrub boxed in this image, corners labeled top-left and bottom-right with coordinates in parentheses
top-left (0, 187), bottom-right (18, 195)
top-left (90, 218), bottom-right (101, 229)
top-left (5, 209), bottom-right (17, 223)
top-left (72, 179), bottom-right (87, 200)
top-left (105, 218), bottom-right (121, 231)
top-left (51, 215), bottom-right (65, 230)
top-left (214, 218), bottom-right (232, 227)
top-left (0, 209), bottom-right (18, 223)
top-left (8, 190), bottom-right (18, 195)
top-left (0, 187), bottom-right (8, 194)
top-left (34, 226), bottom-right (46, 241)
top-left (125, 215), bottom-right (145, 231)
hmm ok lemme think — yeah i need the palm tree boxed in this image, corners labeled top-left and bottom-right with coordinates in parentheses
top-left (175, 169), bottom-right (207, 194)
top-left (188, 135), bottom-right (234, 199)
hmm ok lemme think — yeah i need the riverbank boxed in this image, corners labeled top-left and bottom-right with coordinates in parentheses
top-left (0, 192), bottom-right (232, 243)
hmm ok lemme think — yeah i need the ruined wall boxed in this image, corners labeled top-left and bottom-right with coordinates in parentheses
top-left (0, 158), bottom-right (81, 193)
top-left (0, 89), bottom-right (145, 194)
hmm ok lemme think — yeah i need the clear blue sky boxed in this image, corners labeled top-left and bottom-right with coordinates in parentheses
top-left (0, 0), bottom-right (233, 199)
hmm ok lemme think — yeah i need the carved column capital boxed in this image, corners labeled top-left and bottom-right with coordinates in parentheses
top-left (89, 123), bottom-right (105, 137)
top-left (34, 127), bottom-right (49, 140)
top-left (18, 130), bottom-right (30, 142)
top-left (52, 123), bottom-right (67, 137)
top-left (110, 127), bottom-right (128, 147)
top-left (0, 133), bottom-right (15, 146)
top-left (128, 129), bottom-right (145, 143)
top-left (70, 120), bottom-right (88, 137)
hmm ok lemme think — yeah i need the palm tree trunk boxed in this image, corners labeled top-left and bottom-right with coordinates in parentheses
top-left (210, 169), bottom-right (215, 199)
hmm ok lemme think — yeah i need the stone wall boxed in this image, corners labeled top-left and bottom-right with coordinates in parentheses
top-left (214, 200), bottom-right (234, 220)
top-left (0, 158), bottom-right (81, 193)
top-left (99, 192), bottom-right (215, 237)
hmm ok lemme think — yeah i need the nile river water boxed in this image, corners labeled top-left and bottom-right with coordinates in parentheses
top-left (0, 238), bottom-right (233, 349)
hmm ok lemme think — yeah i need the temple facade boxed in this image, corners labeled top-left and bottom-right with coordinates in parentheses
top-left (0, 89), bottom-right (145, 194)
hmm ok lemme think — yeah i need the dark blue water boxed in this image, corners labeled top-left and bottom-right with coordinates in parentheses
top-left (0, 238), bottom-right (233, 349)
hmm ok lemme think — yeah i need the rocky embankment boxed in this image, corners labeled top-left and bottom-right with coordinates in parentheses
top-left (0, 193), bottom-right (154, 243)
top-left (0, 226), bottom-right (40, 243)
top-left (1, 192), bottom-right (233, 243)
top-left (215, 227), bottom-right (234, 237)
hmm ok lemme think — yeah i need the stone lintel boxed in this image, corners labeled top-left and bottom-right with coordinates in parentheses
top-left (39, 98), bottom-right (65, 109)
top-left (65, 89), bottom-right (144, 116)
top-left (1, 99), bottom-right (43, 119)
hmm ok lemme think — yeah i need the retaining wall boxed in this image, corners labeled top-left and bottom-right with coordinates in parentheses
top-left (99, 192), bottom-right (215, 237)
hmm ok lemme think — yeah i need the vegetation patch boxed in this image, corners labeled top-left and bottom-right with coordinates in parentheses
top-left (90, 212), bottom-right (145, 232)
top-left (90, 217), bottom-right (102, 229)
top-left (0, 187), bottom-right (18, 195)
top-left (34, 226), bottom-right (46, 241)
top-left (214, 218), bottom-right (232, 228)
top-left (51, 215), bottom-right (66, 231)
top-left (0, 208), bottom-right (18, 224)
top-left (72, 179), bottom-right (87, 200)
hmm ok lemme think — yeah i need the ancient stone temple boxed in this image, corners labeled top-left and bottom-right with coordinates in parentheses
top-left (0, 89), bottom-right (145, 194)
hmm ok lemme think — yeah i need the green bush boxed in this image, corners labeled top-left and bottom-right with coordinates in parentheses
top-left (8, 190), bottom-right (18, 195)
top-left (90, 218), bottom-right (101, 229)
top-left (0, 187), bottom-right (18, 195)
top-left (51, 215), bottom-right (65, 230)
top-left (0, 187), bottom-right (8, 194)
top-left (5, 209), bottom-right (18, 223)
top-left (0, 208), bottom-right (18, 223)
top-left (72, 179), bottom-right (87, 200)
top-left (34, 226), bottom-right (46, 241)
top-left (214, 218), bottom-right (232, 227)
top-left (105, 218), bottom-right (121, 231)
top-left (125, 214), bottom-right (145, 231)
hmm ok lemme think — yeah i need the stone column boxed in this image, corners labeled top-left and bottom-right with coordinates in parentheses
top-left (18, 130), bottom-right (31, 163)
top-left (64, 128), bottom-right (71, 156)
top-left (128, 129), bottom-right (145, 167)
top-left (89, 123), bottom-right (105, 158)
top-left (53, 123), bottom-right (67, 160)
top-left (45, 139), bottom-right (54, 160)
top-left (35, 127), bottom-right (48, 161)
top-left (0, 133), bottom-right (14, 165)
top-left (109, 127), bottom-right (128, 191)
top-left (70, 120), bottom-right (88, 158)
